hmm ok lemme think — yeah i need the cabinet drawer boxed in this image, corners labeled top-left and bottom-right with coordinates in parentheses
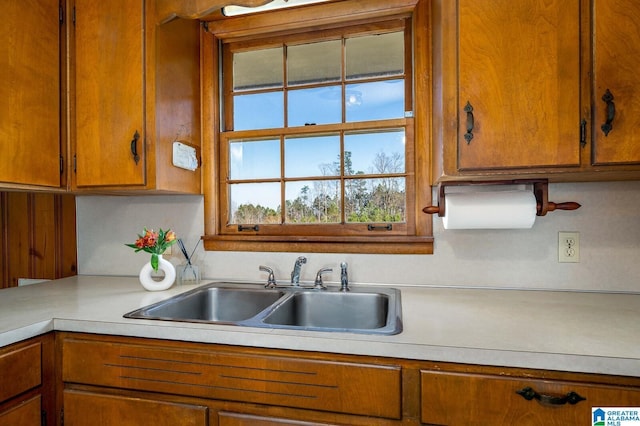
top-left (0, 395), bottom-right (41, 426)
top-left (0, 342), bottom-right (41, 403)
top-left (421, 370), bottom-right (640, 426)
top-left (64, 390), bottom-right (208, 426)
top-left (62, 337), bottom-right (401, 419)
top-left (219, 411), bottom-right (339, 426)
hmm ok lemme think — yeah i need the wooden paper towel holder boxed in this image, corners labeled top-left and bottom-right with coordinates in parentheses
top-left (422, 179), bottom-right (581, 217)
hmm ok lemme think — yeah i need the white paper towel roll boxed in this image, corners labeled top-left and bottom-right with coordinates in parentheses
top-left (442, 189), bottom-right (537, 230)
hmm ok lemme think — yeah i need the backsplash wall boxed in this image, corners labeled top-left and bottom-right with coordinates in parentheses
top-left (76, 181), bottom-right (640, 292)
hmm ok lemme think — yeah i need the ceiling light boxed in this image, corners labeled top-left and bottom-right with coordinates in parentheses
top-left (223, 0), bottom-right (330, 17)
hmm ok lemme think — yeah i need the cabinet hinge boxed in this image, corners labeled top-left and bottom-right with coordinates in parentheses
top-left (60, 408), bottom-right (64, 425)
top-left (41, 409), bottom-right (47, 426)
top-left (60, 155), bottom-right (64, 174)
top-left (580, 119), bottom-right (587, 148)
top-left (59, 5), bottom-right (64, 24)
top-left (73, 154), bottom-right (77, 173)
top-left (72, 6), bottom-right (76, 25)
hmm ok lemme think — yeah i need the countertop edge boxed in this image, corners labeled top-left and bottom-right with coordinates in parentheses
top-left (1, 276), bottom-right (639, 378)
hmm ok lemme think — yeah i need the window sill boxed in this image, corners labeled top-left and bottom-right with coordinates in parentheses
top-left (203, 235), bottom-right (433, 254)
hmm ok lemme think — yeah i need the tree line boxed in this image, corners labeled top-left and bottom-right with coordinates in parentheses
top-left (233, 151), bottom-right (405, 224)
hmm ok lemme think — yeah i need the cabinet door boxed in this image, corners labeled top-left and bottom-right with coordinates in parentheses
top-left (457, 0), bottom-right (581, 170)
top-left (0, 395), bottom-right (41, 426)
top-left (74, 0), bottom-right (145, 187)
top-left (421, 370), bottom-right (640, 426)
top-left (63, 390), bottom-right (208, 426)
top-left (219, 412), bottom-right (340, 426)
top-left (592, 0), bottom-right (640, 165)
top-left (0, 0), bottom-right (61, 188)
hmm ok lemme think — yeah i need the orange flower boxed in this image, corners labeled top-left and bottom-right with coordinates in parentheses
top-left (125, 227), bottom-right (178, 271)
top-left (134, 237), bottom-right (146, 249)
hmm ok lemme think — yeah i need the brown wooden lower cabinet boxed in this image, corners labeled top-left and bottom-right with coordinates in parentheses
top-left (63, 390), bottom-right (208, 426)
top-left (0, 395), bottom-right (41, 426)
top-left (420, 370), bottom-right (640, 426)
top-left (218, 411), bottom-right (345, 426)
top-left (56, 332), bottom-right (640, 426)
top-left (0, 334), bottom-right (55, 426)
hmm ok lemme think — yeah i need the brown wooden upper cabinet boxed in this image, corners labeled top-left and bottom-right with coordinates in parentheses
top-left (72, 0), bottom-right (202, 193)
top-left (592, 0), bottom-right (640, 166)
top-left (0, 0), bottom-right (64, 190)
top-left (432, 0), bottom-right (640, 182)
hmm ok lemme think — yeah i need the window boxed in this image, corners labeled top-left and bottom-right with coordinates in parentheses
top-left (203, 0), bottom-right (432, 254)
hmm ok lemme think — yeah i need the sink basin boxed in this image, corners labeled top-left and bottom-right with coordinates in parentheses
top-left (124, 286), bottom-right (285, 323)
top-left (124, 283), bottom-right (402, 335)
top-left (263, 291), bottom-right (393, 331)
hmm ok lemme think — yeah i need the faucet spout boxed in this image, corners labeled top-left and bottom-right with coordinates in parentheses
top-left (340, 262), bottom-right (350, 292)
top-left (291, 256), bottom-right (307, 285)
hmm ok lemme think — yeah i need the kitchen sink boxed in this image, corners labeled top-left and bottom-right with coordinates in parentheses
top-left (263, 291), bottom-right (391, 331)
top-left (125, 286), bottom-right (285, 323)
top-left (124, 282), bottom-right (402, 335)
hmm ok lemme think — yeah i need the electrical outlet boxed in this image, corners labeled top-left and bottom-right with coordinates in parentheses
top-left (558, 231), bottom-right (580, 263)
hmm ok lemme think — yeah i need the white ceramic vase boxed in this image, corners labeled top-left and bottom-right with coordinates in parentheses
top-left (138, 254), bottom-right (176, 291)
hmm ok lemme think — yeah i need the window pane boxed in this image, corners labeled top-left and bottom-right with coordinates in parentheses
top-left (288, 40), bottom-right (341, 85)
top-left (346, 32), bottom-right (404, 80)
top-left (345, 80), bottom-right (404, 122)
top-left (285, 134), bottom-right (340, 178)
top-left (288, 86), bottom-right (342, 127)
top-left (230, 138), bottom-right (280, 180)
top-left (230, 182), bottom-right (281, 224)
top-left (344, 130), bottom-right (405, 175)
top-left (234, 92), bottom-right (284, 131)
top-left (286, 180), bottom-right (341, 223)
top-left (233, 47), bottom-right (283, 91)
top-left (345, 177), bottom-right (405, 223)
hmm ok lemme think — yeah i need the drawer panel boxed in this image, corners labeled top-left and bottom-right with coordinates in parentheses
top-left (63, 337), bottom-right (401, 419)
top-left (64, 390), bottom-right (208, 426)
top-left (219, 411), bottom-right (337, 426)
top-left (0, 395), bottom-right (41, 426)
top-left (421, 370), bottom-right (640, 426)
top-left (0, 342), bottom-right (41, 403)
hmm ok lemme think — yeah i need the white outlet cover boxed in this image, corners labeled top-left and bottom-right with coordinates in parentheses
top-left (558, 231), bottom-right (580, 263)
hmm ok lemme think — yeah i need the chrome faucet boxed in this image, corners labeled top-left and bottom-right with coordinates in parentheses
top-left (291, 256), bottom-right (307, 285)
top-left (314, 267), bottom-right (332, 290)
top-left (340, 262), bottom-right (350, 292)
top-left (258, 265), bottom-right (276, 288)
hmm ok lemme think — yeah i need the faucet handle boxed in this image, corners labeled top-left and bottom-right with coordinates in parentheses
top-left (259, 265), bottom-right (277, 288)
top-left (314, 267), bottom-right (333, 289)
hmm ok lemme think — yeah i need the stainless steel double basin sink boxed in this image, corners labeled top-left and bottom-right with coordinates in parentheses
top-left (124, 283), bottom-right (402, 335)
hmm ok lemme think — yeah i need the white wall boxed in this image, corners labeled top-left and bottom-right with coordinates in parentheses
top-left (76, 181), bottom-right (640, 292)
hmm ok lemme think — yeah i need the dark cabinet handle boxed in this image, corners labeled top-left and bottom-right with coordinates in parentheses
top-left (516, 387), bottom-right (586, 406)
top-left (464, 101), bottom-right (474, 144)
top-left (601, 89), bottom-right (616, 136)
top-left (580, 119), bottom-right (587, 148)
top-left (130, 130), bottom-right (140, 164)
top-left (367, 224), bottom-right (392, 231)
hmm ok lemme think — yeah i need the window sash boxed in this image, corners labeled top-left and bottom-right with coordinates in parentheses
top-left (202, 0), bottom-right (433, 254)
top-left (218, 118), bottom-right (414, 236)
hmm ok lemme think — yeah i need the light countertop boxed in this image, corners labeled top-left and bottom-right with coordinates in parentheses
top-left (1, 275), bottom-right (639, 377)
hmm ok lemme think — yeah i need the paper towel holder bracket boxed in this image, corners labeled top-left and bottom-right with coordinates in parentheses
top-left (422, 179), bottom-right (581, 217)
